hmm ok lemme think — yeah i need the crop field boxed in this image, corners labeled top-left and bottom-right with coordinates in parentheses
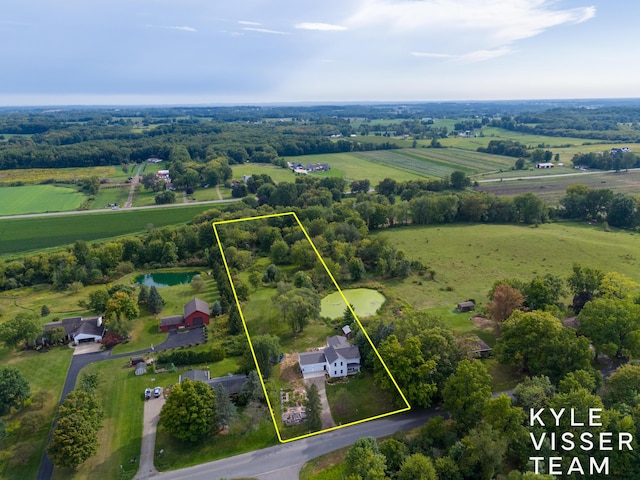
top-left (349, 134), bottom-right (415, 147)
top-left (355, 148), bottom-right (516, 178)
top-left (376, 223), bottom-right (640, 310)
top-left (477, 168), bottom-right (640, 203)
top-left (0, 204), bottom-right (218, 255)
top-left (0, 185), bottom-right (86, 215)
top-left (284, 153), bottom-right (421, 183)
top-left (0, 166), bottom-right (119, 185)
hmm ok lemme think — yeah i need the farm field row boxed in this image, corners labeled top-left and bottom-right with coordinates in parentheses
top-left (0, 204), bottom-right (218, 255)
top-left (0, 185), bottom-right (85, 216)
top-left (376, 222), bottom-right (640, 310)
top-left (477, 168), bottom-right (640, 203)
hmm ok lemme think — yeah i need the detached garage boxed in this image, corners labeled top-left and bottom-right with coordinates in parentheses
top-left (298, 351), bottom-right (326, 377)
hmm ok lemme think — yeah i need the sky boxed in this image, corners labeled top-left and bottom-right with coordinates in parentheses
top-left (1, 0), bottom-right (639, 106)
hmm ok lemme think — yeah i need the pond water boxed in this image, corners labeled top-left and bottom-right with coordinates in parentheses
top-left (320, 288), bottom-right (386, 319)
top-left (134, 272), bottom-right (200, 288)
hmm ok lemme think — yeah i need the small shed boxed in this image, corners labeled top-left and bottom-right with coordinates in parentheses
top-left (135, 363), bottom-right (147, 376)
top-left (457, 301), bottom-right (475, 312)
top-left (342, 325), bottom-right (352, 339)
top-left (130, 357), bottom-right (145, 366)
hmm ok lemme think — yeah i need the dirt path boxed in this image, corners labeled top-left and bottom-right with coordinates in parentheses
top-left (304, 376), bottom-right (336, 430)
top-left (125, 164), bottom-right (145, 208)
top-left (215, 185), bottom-right (222, 200)
top-left (134, 395), bottom-right (166, 480)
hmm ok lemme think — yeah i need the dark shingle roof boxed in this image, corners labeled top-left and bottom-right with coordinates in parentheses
top-left (206, 374), bottom-right (247, 396)
top-left (179, 369), bottom-right (210, 383)
top-left (160, 315), bottom-right (184, 327)
top-left (298, 351), bottom-right (326, 366)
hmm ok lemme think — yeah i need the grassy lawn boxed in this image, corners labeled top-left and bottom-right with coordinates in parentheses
top-left (325, 372), bottom-right (400, 426)
top-left (0, 347), bottom-right (73, 480)
top-left (376, 222), bottom-right (640, 311)
top-left (299, 447), bottom-right (348, 480)
top-left (0, 185), bottom-right (86, 215)
top-left (231, 163), bottom-right (294, 184)
top-left (0, 204), bottom-right (217, 255)
top-left (90, 186), bottom-right (129, 209)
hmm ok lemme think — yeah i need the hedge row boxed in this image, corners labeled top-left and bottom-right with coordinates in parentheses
top-left (157, 346), bottom-right (225, 366)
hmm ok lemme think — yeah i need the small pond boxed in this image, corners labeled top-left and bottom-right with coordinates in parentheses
top-left (320, 288), bottom-right (386, 319)
top-left (134, 272), bottom-right (201, 288)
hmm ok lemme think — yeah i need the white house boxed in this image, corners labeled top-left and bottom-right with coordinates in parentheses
top-left (299, 335), bottom-right (361, 378)
top-left (44, 316), bottom-right (106, 345)
top-left (536, 163), bottom-right (555, 169)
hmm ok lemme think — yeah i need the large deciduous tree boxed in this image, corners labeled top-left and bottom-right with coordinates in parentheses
top-left (486, 282), bottom-right (524, 328)
top-left (105, 290), bottom-right (139, 336)
top-left (578, 298), bottom-right (640, 360)
top-left (494, 310), bottom-right (592, 384)
top-left (344, 437), bottom-right (387, 480)
top-left (442, 359), bottom-right (492, 433)
top-left (245, 334), bottom-right (280, 379)
top-left (0, 367), bottom-right (30, 415)
top-left (0, 312), bottom-right (41, 348)
top-left (160, 379), bottom-right (216, 442)
top-left (274, 287), bottom-right (320, 334)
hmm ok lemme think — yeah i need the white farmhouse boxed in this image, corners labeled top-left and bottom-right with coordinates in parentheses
top-left (299, 335), bottom-right (361, 378)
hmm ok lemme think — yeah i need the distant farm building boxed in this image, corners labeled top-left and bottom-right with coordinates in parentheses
top-left (536, 163), bottom-right (554, 169)
top-left (306, 163), bottom-right (330, 172)
top-left (159, 298), bottom-right (210, 332)
top-left (157, 169), bottom-right (171, 181)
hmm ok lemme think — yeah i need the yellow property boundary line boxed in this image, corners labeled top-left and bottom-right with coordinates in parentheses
top-left (213, 212), bottom-right (411, 443)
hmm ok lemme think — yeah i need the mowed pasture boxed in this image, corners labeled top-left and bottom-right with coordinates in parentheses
top-left (232, 163), bottom-right (295, 184)
top-left (377, 223), bottom-right (640, 310)
top-left (477, 168), bottom-right (640, 203)
top-left (0, 185), bottom-right (86, 215)
top-left (0, 204), bottom-right (217, 255)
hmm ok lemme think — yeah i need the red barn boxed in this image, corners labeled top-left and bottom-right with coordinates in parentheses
top-left (159, 298), bottom-right (210, 332)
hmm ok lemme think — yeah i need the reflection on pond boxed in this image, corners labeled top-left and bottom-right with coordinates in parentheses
top-left (134, 272), bottom-right (200, 288)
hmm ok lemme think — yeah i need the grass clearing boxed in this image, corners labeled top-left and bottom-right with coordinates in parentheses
top-left (0, 185), bottom-right (86, 215)
top-left (90, 186), bottom-right (129, 209)
top-left (0, 166), bottom-right (117, 186)
top-left (231, 163), bottom-right (294, 184)
top-left (299, 448), bottom-right (348, 480)
top-left (0, 204), bottom-right (217, 255)
top-left (376, 223), bottom-right (640, 311)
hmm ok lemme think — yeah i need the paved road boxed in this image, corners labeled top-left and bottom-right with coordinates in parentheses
top-left (156, 409), bottom-right (438, 480)
top-left (36, 328), bottom-right (205, 480)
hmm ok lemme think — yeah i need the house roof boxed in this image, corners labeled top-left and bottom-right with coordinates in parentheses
top-left (324, 346), bottom-right (339, 364)
top-left (335, 345), bottom-right (361, 360)
top-left (44, 316), bottom-right (103, 337)
top-left (327, 335), bottom-right (350, 349)
top-left (179, 369), bottom-right (210, 383)
top-left (457, 301), bottom-right (475, 308)
top-left (160, 315), bottom-right (184, 327)
top-left (184, 298), bottom-right (209, 318)
top-left (206, 374), bottom-right (247, 396)
top-left (342, 325), bottom-right (352, 335)
top-left (298, 351), bottom-right (326, 366)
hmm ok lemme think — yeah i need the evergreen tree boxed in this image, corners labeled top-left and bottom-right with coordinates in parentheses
top-left (213, 383), bottom-right (237, 428)
top-left (305, 383), bottom-right (322, 431)
top-left (137, 284), bottom-right (149, 305)
top-left (211, 300), bottom-right (222, 317)
top-left (147, 286), bottom-right (164, 314)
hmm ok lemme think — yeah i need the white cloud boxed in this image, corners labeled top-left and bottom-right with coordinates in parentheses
top-left (295, 22), bottom-right (347, 31)
top-left (411, 46), bottom-right (512, 63)
top-left (411, 52), bottom-right (455, 59)
top-left (238, 21), bottom-right (261, 26)
top-left (242, 27), bottom-right (289, 35)
top-left (168, 26), bottom-right (197, 32)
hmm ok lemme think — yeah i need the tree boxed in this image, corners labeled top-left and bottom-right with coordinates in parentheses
top-left (40, 305), bottom-right (50, 317)
top-left (567, 263), bottom-right (604, 313)
top-left (275, 287), bottom-right (320, 334)
top-left (269, 240), bottom-right (290, 265)
top-left (0, 367), bottom-right (30, 415)
top-left (398, 453), bottom-right (437, 480)
top-left (379, 439), bottom-right (409, 475)
top-left (160, 379), bottom-right (216, 442)
top-left (305, 383), bottom-right (322, 431)
top-left (578, 298), bottom-right (640, 360)
top-left (137, 284), bottom-right (149, 305)
top-left (513, 192), bottom-right (547, 224)
top-left (263, 264), bottom-right (279, 283)
top-left (43, 326), bottom-right (66, 345)
top-left (457, 424), bottom-right (507, 480)
top-left (147, 286), bottom-right (164, 314)
top-left (140, 172), bottom-right (165, 192)
top-left (608, 193), bottom-right (636, 228)
top-left (494, 310), bottom-right (593, 383)
top-left (239, 370), bottom-right (265, 405)
top-left (105, 291), bottom-right (139, 336)
top-left (47, 414), bottom-right (100, 468)
top-left (0, 312), bottom-right (42, 348)
top-left (443, 359), bottom-right (492, 433)
top-left (599, 271), bottom-right (639, 300)
top-left (213, 384), bottom-right (236, 428)
top-left (486, 283), bottom-right (524, 327)
top-left (512, 375), bottom-right (555, 411)
top-left (349, 257), bottom-right (366, 281)
top-left (601, 364), bottom-right (640, 409)
top-left (211, 300), bottom-right (222, 317)
top-left (344, 437), bottom-right (387, 480)
top-left (88, 288), bottom-right (110, 314)
top-left (155, 190), bottom-right (176, 205)
top-left (449, 170), bottom-right (471, 190)
top-left (248, 334), bottom-right (281, 378)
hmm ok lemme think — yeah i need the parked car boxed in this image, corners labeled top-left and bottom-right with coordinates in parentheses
top-left (154, 386), bottom-right (162, 398)
top-left (144, 388), bottom-right (151, 400)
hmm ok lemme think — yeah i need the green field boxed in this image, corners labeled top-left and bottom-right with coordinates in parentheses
top-left (90, 185), bottom-right (129, 209)
top-left (376, 222), bottom-right (640, 310)
top-left (284, 153), bottom-right (423, 183)
top-left (0, 166), bottom-right (119, 185)
top-left (0, 204), bottom-right (219, 255)
top-left (0, 185), bottom-right (86, 215)
top-left (231, 163), bottom-right (295, 184)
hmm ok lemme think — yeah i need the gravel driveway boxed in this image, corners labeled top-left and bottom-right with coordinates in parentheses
top-left (134, 395), bottom-right (166, 479)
